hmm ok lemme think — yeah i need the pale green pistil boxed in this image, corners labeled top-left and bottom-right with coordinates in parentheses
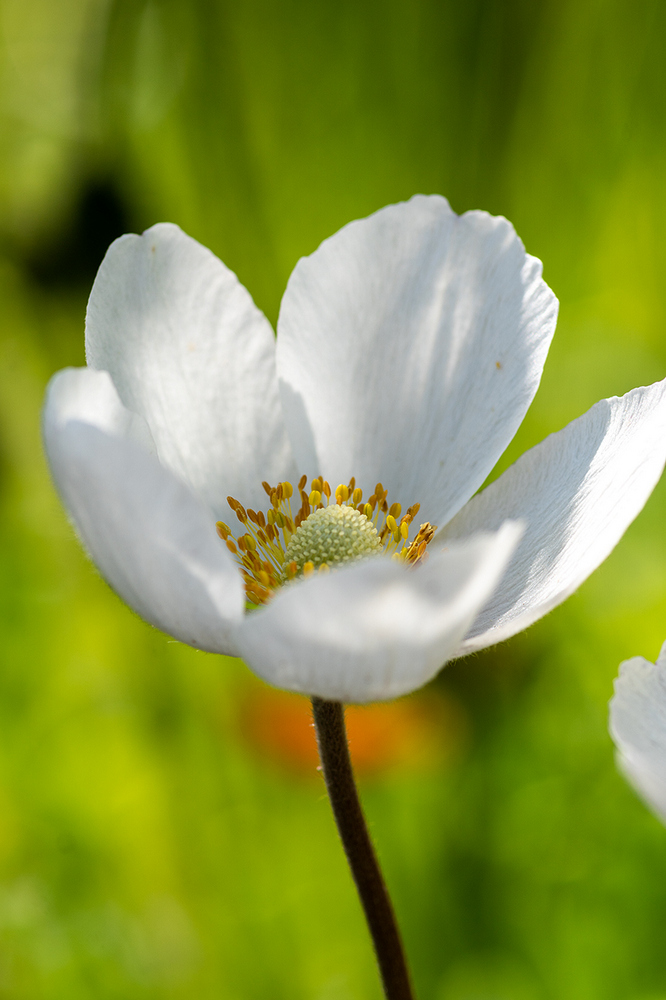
top-left (283, 504), bottom-right (382, 576)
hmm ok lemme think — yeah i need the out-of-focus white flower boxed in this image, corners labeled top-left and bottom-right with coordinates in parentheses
top-left (609, 644), bottom-right (666, 823)
top-left (42, 195), bottom-right (666, 702)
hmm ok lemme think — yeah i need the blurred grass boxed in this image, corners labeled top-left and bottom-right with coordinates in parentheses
top-left (2, 0), bottom-right (666, 997)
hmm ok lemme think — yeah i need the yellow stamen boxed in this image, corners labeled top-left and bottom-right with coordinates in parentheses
top-left (222, 474), bottom-right (436, 606)
top-left (335, 484), bottom-right (349, 503)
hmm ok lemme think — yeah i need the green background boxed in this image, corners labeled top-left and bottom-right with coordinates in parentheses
top-left (2, 1), bottom-right (666, 997)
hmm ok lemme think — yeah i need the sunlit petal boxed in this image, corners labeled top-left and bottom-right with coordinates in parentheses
top-left (86, 223), bottom-right (295, 517)
top-left (44, 368), bottom-right (244, 653)
top-left (277, 195), bottom-right (557, 525)
top-left (609, 643), bottom-right (666, 824)
top-left (443, 380), bottom-right (666, 652)
top-left (234, 522), bottom-right (521, 703)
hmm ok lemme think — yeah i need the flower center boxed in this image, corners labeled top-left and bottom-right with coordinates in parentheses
top-left (217, 475), bottom-right (436, 608)
top-left (283, 503), bottom-right (382, 576)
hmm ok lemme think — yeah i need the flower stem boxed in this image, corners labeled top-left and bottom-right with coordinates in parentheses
top-left (311, 697), bottom-right (416, 1000)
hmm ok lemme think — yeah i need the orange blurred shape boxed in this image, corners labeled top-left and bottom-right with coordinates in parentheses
top-left (239, 685), bottom-right (467, 779)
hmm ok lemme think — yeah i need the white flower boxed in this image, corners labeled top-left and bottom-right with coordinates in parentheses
top-left (42, 195), bottom-right (666, 703)
top-left (609, 644), bottom-right (666, 823)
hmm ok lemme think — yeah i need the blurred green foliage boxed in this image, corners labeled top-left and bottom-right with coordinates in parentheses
top-left (2, 0), bottom-right (666, 997)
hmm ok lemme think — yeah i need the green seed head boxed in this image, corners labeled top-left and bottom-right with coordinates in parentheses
top-left (284, 505), bottom-right (382, 576)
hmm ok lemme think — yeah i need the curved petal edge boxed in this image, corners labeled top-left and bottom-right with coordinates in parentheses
top-left (233, 520), bottom-right (522, 703)
top-left (85, 222), bottom-right (295, 516)
top-left (277, 194), bottom-right (558, 527)
top-left (43, 367), bottom-right (244, 654)
top-left (445, 378), bottom-right (666, 654)
top-left (609, 642), bottom-right (666, 824)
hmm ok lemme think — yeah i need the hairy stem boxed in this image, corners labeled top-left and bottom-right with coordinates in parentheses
top-left (311, 697), bottom-right (415, 1000)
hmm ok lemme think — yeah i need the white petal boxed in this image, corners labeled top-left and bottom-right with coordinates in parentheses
top-left (277, 195), bottom-right (557, 525)
top-left (609, 644), bottom-right (666, 824)
top-left (234, 522), bottom-right (522, 703)
top-left (443, 380), bottom-right (666, 652)
top-left (85, 223), bottom-right (294, 517)
top-left (43, 368), bottom-right (244, 653)
top-left (45, 364), bottom-right (155, 450)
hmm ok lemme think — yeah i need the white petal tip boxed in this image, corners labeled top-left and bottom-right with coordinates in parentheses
top-left (609, 646), bottom-right (666, 825)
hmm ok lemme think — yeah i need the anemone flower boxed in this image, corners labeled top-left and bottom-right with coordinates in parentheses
top-left (610, 644), bottom-right (666, 824)
top-left (43, 194), bottom-right (666, 1000)
top-left (43, 195), bottom-right (666, 704)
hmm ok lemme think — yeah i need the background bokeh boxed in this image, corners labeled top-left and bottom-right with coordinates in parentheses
top-left (1, 1), bottom-right (666, 997)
